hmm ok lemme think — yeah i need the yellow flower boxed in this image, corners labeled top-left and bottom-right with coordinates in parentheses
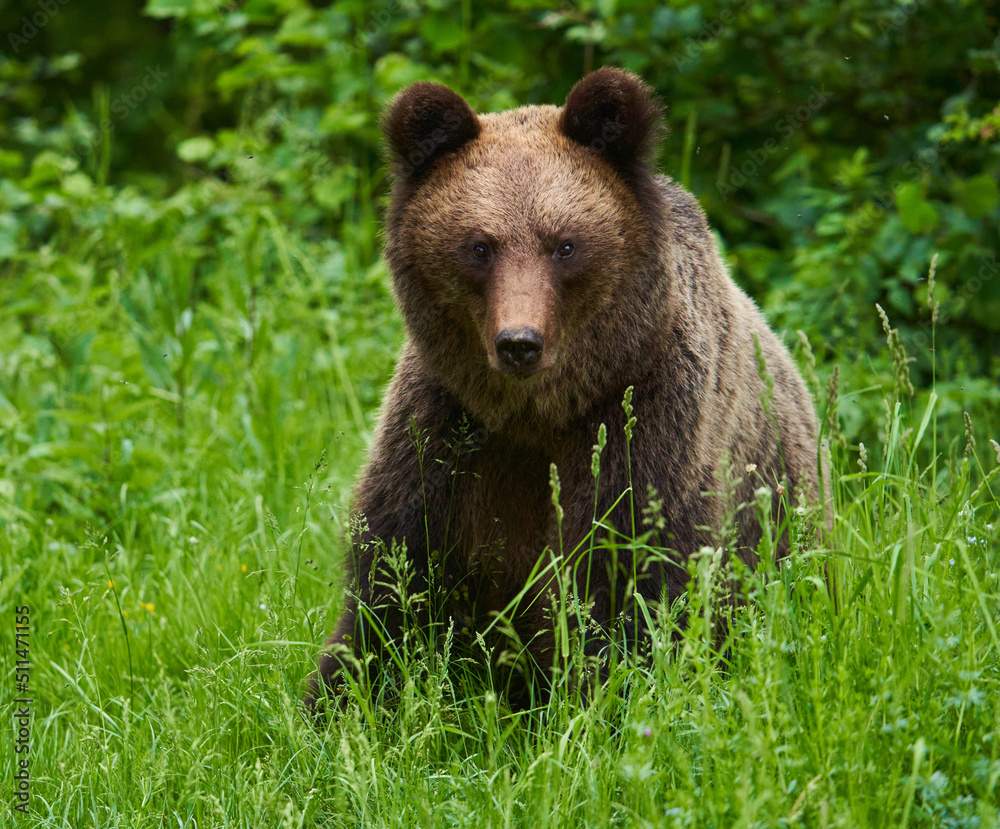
top-left (107, 579), bottom-right (115, 587)
top-left (241, 564), bottom-right (247, 573)
top-left (143, 602), bottom-right (155, 613)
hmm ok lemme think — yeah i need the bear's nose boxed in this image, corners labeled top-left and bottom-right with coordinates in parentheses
top-left (495, 328), bottom-right (544, 374)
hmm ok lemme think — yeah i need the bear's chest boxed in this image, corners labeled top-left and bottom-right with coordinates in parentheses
top-left (444, 439), bottom-right (555, 613)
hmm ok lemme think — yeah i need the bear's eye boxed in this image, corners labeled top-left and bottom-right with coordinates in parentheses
top-left (472, 243), bottom-right (489, 260)
top-left (556, 241), bottom-right (575, 259)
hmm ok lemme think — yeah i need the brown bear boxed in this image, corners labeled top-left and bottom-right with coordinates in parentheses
top-left (305, 68), bottom-right (821, 713)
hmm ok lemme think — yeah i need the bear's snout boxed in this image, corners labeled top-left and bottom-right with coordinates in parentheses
top-left (494, 327), bottom-right (544, 378)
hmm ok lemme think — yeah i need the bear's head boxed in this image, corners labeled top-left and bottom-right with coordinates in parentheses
top-left (383, 68), bottom-right (669, 428)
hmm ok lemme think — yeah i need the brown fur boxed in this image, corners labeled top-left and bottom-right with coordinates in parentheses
top-left (305, 68), bottom-right (822, 714)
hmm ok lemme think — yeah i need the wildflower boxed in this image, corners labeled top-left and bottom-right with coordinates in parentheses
top-left (241, 564), bottom-right (247, 573)
top-left (143, 602), bottom-right (155, 613)
top-left (642, 727), bottom-right (653, 739)
top-left (107, 579), bottom-right (115, 588)
top-left (776, 483), bottom-right (786, 496)
top-left (745, 463), bottom-right (757, 474)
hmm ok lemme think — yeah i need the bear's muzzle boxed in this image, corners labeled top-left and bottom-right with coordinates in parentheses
top-left (494, 327), bottom-right (544, 378)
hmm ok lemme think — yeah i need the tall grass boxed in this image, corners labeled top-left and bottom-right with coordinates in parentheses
top-left (1, 209), bottom-right (998, 827)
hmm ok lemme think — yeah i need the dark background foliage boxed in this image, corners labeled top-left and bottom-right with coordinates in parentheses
top-left (2, 0), bottom-right (999, 516)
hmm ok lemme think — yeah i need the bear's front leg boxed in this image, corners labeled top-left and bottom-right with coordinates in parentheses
top-left (304, 350), bottom-right (474, 716)
top-left (516, 392), bottom-right (708, 695)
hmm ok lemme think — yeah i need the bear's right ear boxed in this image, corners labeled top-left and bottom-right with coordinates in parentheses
top-left (559, 67), bottom-right (664, 172)
top-left (382, 83), bottom-right (481, 180)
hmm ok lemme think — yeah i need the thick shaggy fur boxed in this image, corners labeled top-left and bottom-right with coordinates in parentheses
top-left (305, 69), bottom-right (820, 712)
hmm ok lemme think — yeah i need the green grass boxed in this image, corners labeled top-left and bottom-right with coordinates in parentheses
top-left (2, 217), bottom-right (999, 828)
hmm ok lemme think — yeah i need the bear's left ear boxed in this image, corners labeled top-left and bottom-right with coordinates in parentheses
top-left (559, 68), bottom-right (664, 171)
top-left (382, 82), bottom-right (481, 180)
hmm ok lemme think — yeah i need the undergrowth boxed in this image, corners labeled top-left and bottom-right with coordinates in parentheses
top-left (1, 255), bottom-right (999, 827)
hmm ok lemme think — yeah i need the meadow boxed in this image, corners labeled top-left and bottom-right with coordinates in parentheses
top-left (2, 0), bottom-right (1000, 826)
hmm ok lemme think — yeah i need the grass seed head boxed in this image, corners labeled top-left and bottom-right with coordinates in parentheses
top-left (964, 411), bottom-right (976, 457)
top-left (795, 330), bottom-right (820, 393)
top-left (927, 252), bottom-right (939, 326)
top-left (876, 303), bottom-right (915, 399)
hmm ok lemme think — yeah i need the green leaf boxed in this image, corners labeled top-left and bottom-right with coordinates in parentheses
top-left (954, 174), bottom-right (999, 218)
top-left (144, 0), bottom-right (195, 18)
top-left (0, 214), bottom-right (18, 259)
top-left (26, 151), bottom-right (77, 187)
top-left (0, 149), bottom-right (23, 174)
top-left (895, 182), bottom-right (938, 234)
top-left (177, 137), bottom-right (215, 163)
top-left (418, 16), bottom-right (467, 53)
top-left (62, 172), bottom-right (94, 199)
top-left (374, 53), bottom-right (431, 95)
top-left (136, 333), bottom-right (173, 389)
top-left (312, 168), bottom-right (357, 211)
top-left (318, 106), bottom-right (369, 136)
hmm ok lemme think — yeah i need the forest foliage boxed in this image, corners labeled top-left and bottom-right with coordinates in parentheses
top-left (3, 1), bottom-right (999, 430)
